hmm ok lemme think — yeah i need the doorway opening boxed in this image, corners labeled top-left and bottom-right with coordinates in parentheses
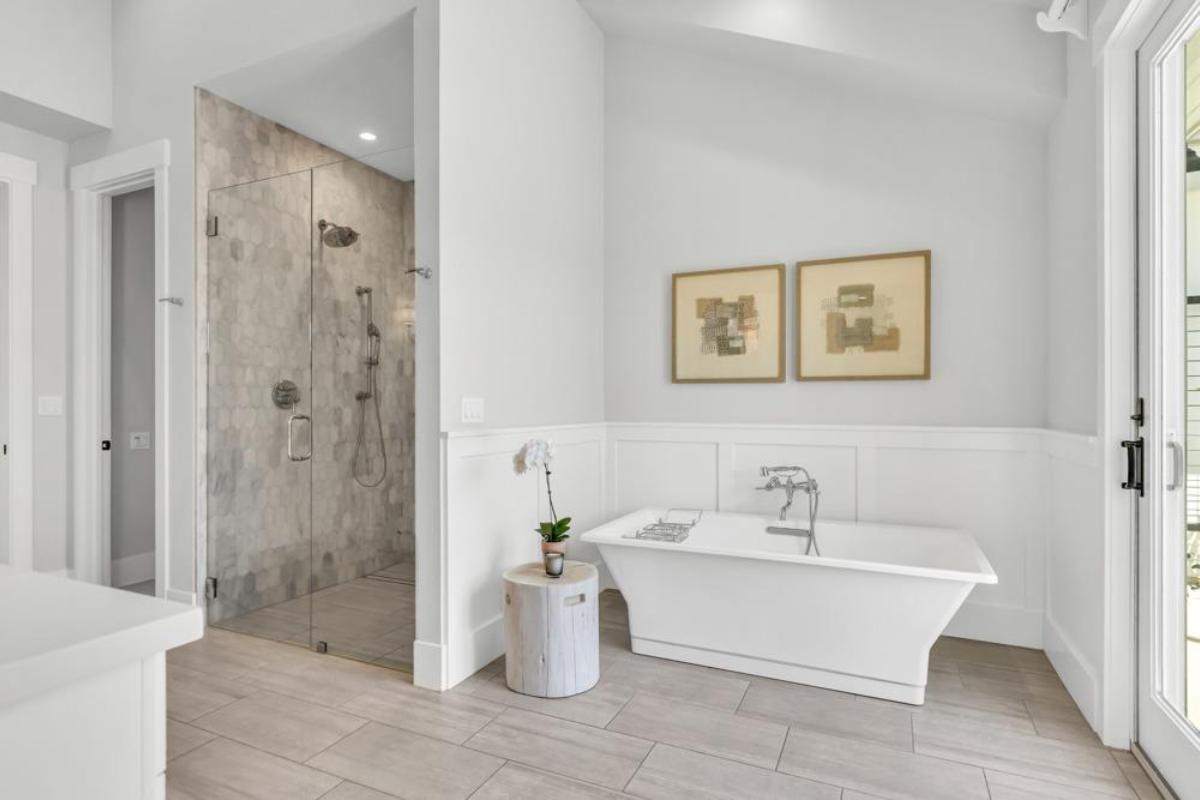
top-left (69, 139), bottom-right (171, 598)
top-left (110, 187), bottom-right (157, 594)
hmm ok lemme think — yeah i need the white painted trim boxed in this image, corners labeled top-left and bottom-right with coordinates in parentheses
top-left (411, 0), bottom-right (442, 692)
top-left (412, 640), bottom-right (447, 689)
top-left (0, 153), bottom-right (37, 185)
top-left (1045, 611), bottom-right (1102, 728)
top-left (71, 141), bottom-right (172, 601)
top-left (69, 141), bottom-right (170, 194)
top-left (944, 602), bottom-right (1044, 649)
top-left (164, 588), bottom-right (195, 606)
top-left (1096, 0), bottom-right (1164, 751)
top-left (112, 551), bottom-right (155, 588)
top-left (0, 151), bottom-right (36, 572)
top-left (436, 422), bottom-right (1097, 691)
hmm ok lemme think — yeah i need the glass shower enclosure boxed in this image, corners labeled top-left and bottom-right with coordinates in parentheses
top-left (205, 159), bottom-right (415, 670)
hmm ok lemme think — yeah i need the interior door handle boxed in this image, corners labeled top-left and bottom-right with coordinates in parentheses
top-left (1167, 439), bottom-right (1185, 491)
top-left (287, 413), bottom-right (312, 462)
top-left (1121, 438), bottom-right (1144, 496)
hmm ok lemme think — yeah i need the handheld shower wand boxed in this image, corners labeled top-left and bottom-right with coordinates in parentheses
top-left (352, 285), bottom-right (387, 488)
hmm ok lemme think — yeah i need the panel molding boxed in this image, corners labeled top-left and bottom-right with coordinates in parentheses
top-left (438, 421), bottom-right (1099, 686)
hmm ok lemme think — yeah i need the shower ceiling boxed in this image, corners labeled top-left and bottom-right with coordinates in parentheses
top-left (200, 13), bottom-right (414, 180)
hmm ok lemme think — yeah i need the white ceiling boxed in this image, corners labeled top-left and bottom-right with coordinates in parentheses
top-left (201, 13), bottom-right (414, 180)
top-left (581, 0), bottom-right (1065, 125)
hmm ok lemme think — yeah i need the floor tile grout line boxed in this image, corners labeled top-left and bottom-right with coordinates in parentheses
top-left (985, 768), bottom-right (1146, 800)
top-left (774, 725), bottom-right (791, 772)
top-left (464, 757), bottom-right (511, 800)
top-left (621, 738), bottom-right (658, 793)
top-left (909, 738), bottom-right (1139, 797)
top-left (179, 732), bottom-right (349, 790)
top-left (313, 779), bottom-right (347, 800)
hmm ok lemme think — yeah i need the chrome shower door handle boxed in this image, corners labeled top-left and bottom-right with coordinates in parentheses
top-left (288, 413), bottom-right (312, 462)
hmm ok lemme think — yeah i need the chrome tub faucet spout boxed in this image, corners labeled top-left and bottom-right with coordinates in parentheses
top-left (757, 466), bottom-right (821, 555)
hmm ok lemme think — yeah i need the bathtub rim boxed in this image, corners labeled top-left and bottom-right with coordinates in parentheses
top-left (581, 509), bottom-right (998, 586)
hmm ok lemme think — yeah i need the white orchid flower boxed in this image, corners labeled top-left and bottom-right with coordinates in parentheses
top-left (512, 438), bottom-right (554, 475)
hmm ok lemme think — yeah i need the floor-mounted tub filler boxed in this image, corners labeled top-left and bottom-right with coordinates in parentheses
top-left (581, 507), bottom-right (997, 704)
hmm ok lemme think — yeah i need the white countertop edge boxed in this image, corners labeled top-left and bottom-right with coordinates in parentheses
top-left (0, 605), bottom-right (203, 708)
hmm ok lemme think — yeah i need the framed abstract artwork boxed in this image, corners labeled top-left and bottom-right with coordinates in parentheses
top-left (796, 251), bottom-right (930, 381)
top-left (672, 264), bottom-right (785, 383)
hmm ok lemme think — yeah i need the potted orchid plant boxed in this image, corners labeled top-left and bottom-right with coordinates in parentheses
top-left (513, 438), bottom-right (571, 558)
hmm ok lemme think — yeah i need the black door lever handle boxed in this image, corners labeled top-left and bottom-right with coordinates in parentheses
top-left (1121, 438), bottom-right (1144, 496)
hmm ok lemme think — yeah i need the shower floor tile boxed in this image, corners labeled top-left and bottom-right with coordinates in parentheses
top-left (210, 563), bottom-right (415, 671)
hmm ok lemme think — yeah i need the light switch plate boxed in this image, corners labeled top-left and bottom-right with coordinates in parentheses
top-left (130, 432), bottom-right (151, 450)
top-left (37, 395), bottom-right (63, 416)
top-left (461, 397), bottom-right (485, 424)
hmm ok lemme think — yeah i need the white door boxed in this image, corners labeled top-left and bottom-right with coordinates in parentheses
top-left (1138, 1), bottom-right (1200, 795)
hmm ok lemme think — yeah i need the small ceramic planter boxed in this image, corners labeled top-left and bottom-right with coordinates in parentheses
top-left (541, 541), bottom-right (567, 556)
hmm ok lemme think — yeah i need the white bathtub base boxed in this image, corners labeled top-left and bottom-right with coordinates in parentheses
top-left (631, 636), bottom-right (926, 705)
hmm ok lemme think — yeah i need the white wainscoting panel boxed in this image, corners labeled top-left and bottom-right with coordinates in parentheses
top-left (1042, 430), bottom-right (1103, 728)
top-left (612, 439), bottom-right (718, 514)
top-left (607, 424), bottom-right (1050, 649)
top-left (440, 422), bottom-right (1099, 692)
top-left (442, 424), bottom-right (607, 688)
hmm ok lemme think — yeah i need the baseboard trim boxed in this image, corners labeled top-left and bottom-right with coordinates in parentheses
top-left (450, 615), bottom-right (505, 689)
top-left (1044, 612), bottom-right (1100, 729)
top-left (165, 588), bottom-right (196, 605)
top-left (413, 639), bottom-right (446, 690)
top-left (942, 601), bottom-right (1043, 649)
top-left (112, 551), bottom-right (155, 587)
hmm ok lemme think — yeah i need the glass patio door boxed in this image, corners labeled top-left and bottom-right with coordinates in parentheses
top-left (205, 170), bottom-right (313, 647)
top-left (1136, 1), bottom-right (1200, 794)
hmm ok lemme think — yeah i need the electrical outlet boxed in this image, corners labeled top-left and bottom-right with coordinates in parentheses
top-left (461, 397), bottom-right (485, 424)
top-left (130, 432), bottom-right (151, 451)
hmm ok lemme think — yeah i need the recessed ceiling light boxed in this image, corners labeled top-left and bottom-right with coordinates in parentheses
top-left (359, 131), bottom-right (378, 142)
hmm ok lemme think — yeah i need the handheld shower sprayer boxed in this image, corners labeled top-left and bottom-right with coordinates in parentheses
top-left (353, 284), bottom-right (387, 488)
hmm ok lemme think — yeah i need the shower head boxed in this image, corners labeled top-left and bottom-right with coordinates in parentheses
top-left (367, 322), bottom-right (381, 339)
top-left (318, 219), bottom-right (360, 248)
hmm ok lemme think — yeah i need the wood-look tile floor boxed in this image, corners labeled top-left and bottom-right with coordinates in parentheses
top-left (166, 590), bottom-right (1164, 800)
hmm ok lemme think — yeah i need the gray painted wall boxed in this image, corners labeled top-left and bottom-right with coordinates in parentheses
top-left (0, 119), bottom-right (71, 574)
top-left (604, 37), bottom-right (1050, 428)
top-left (1045, 38), bottom-right (1099, 436)
top-left (110, 187), bottom-right (155, 569)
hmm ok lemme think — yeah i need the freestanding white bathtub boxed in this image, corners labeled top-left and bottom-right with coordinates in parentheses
top-left (581, 509), bottom-right (997, 704)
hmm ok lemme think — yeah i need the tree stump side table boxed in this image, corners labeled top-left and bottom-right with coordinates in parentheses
top-left (503, 560), bottom-right (599, 698)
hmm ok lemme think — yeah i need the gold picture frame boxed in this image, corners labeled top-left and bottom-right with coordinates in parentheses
top-left (795, 251), bottom-right (930, 381)
top-left (672, 264), bottom-right (785, 383)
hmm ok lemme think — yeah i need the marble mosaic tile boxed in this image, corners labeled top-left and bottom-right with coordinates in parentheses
top-left (198, 90), bottom-right (415, 630)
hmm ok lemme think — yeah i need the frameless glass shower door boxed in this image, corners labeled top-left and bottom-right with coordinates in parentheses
top-left (205, 157), bottom-right (416, 670)
top-left (206, 170), bottom-right (314, 647)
